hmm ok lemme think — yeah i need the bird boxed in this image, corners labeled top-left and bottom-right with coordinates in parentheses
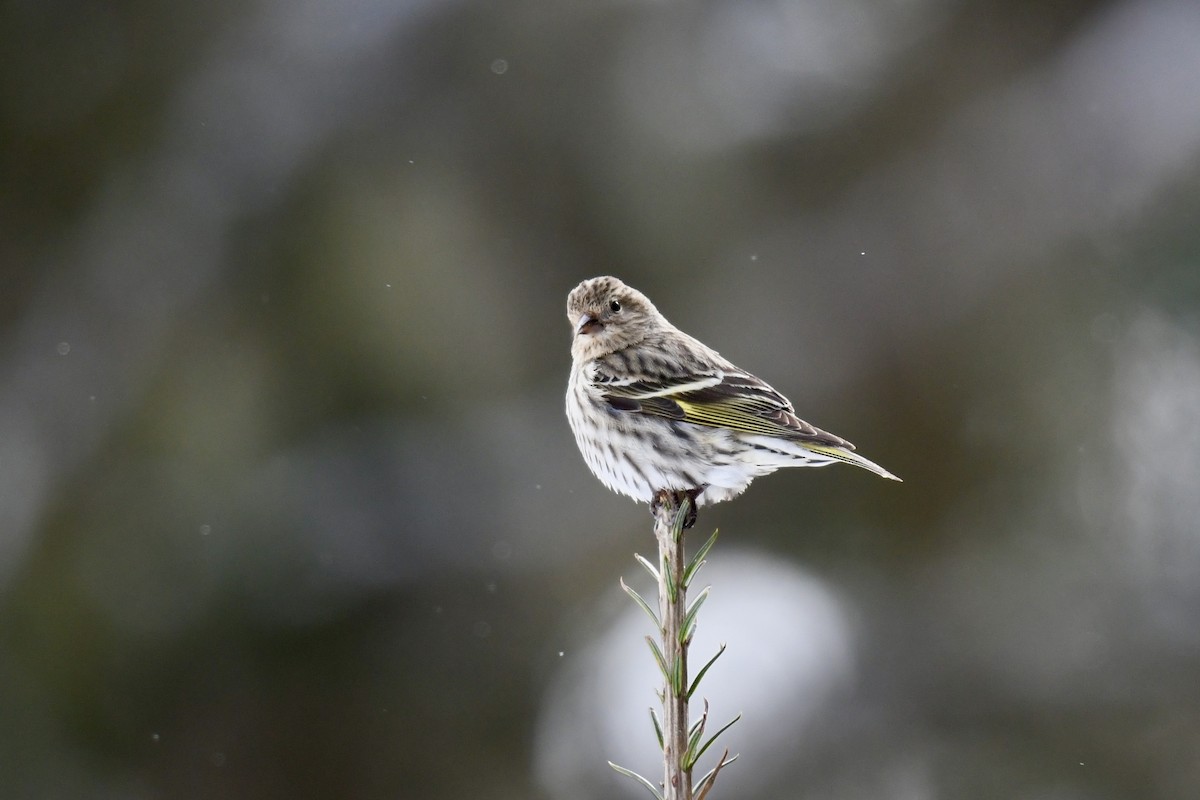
top-left (565, 276), bottom-right (899, 523)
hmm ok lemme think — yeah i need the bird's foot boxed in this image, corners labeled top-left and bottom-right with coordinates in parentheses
top-left (679, 488), bottom-right (703, 529)
top-left (649, 488), bottom-right (703, 530)
top-left (649, 490), bottom-right (671, 522)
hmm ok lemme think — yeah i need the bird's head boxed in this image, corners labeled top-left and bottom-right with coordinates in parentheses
top-left (567, 276), bottom-right (663, 361)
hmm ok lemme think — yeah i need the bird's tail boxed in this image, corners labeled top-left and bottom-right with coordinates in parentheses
top-left (802, 444), bottom-right (902, 482)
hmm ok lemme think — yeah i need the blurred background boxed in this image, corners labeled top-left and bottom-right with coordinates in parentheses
top-left (3, 0), bottom-right (1200, 797)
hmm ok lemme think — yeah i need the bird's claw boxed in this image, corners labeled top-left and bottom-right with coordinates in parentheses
top-left (649, 488), bottom-right (702, 530)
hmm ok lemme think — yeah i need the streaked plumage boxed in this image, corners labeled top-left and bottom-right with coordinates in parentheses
top-left (565, 276), bottom-right (900, 508)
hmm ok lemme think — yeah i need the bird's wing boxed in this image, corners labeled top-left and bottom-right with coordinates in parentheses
top-left (597, 366), bottom-right (854, 449)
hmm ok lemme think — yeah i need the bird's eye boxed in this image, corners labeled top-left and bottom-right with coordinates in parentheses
top-left (609, 300), bottom-right (622, 313)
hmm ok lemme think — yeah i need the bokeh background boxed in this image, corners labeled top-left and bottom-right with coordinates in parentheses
top-left (3, 0), bottom-right (1200, 797)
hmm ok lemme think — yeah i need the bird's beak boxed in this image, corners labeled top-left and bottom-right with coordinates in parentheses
top-left (575, 313), bottom-right (602, 336)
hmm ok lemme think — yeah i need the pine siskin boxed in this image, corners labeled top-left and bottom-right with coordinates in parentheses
top-left (565, 276), bottom-right (900, 515)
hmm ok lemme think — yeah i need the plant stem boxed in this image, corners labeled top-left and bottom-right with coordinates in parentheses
top-left (653, 490), bottom-right (692, 800)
